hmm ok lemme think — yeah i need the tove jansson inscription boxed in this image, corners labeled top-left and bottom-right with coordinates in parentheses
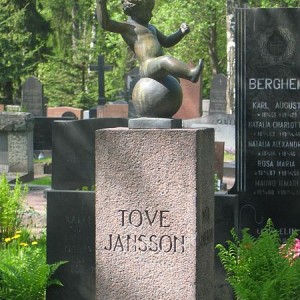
top-left (103, 209), bottom-right (185, 253)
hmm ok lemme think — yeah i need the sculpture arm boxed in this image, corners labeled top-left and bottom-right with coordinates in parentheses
top-left (154, 23), bottom-right (190, 48)
top-left (96, 0), bottom-right (125, 33)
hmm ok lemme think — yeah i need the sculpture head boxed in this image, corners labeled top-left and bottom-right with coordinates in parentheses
top-left (122, 0), bottom-right (155, 23)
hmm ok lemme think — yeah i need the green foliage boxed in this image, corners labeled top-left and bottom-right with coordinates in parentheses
top-left (28, 176), bottom-right (52, 186)
top-left (0, 175), bottom-right (28, 239)
top-left (216, 219), bottom-right (300, 300)
top-left (0, 0), bottom-right (50, 103)
top-left (0, 230), bottom-right (67, 300)
top-left (248, 0), bottom-right (300, 7)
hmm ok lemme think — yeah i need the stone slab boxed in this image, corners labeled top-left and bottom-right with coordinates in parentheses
top-left (214, 194), bottom-right (238, 300)
top-left (52, 118), bottom-right (128, 190)
top-left (236, 8), bottom-right (300, 196)
top-left (34, 117), bottom-right (73, 151)
top-left (209, 74), bottom-right (227, 114)
top-left (128, 118), bottom-right (182, 129)
top-left (46, 190), bottom-right (95, 300)
top-left (22, 77), bottom-right (44, 117)
top-left (95, 128), bottom-right (215, 300)
top-left (239, 195), bottom-right (300, 243)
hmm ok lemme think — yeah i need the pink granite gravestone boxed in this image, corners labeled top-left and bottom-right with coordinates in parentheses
top-left (95, 128), bottom-right (214, 300)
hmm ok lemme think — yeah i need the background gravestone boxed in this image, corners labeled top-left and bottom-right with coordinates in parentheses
top-left (47, 191), bottom-right (95, 300)
top-left (0, 112), bottom-right (34, 179)
top-left (22, 77), bottom-right (44, 116)
top-left (52, 118), bottom-right (128, 190)
top-left (209, 74), bottom-right (227, 114)
top-left (34, 117), bottom-right (74, 151)
top-left (236, 8), bottom-right (300, 238)
top-left (47, 118), bottom-right (128, 299)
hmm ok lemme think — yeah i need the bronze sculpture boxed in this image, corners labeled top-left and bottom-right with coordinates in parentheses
top-left (97, 0), bottom-right (204, 118)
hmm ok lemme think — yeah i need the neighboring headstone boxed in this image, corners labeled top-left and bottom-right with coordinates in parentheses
top-left (0, 112), bottom-right (34, 180)
top-left (172, 76), bottom-right (201, 119)
top-left (214, 194), bottom-right (238, 300)
top-left (202, 99), bottom-right (210, 116)
top-left (47, 106), bottom-right (83, 119)
top-left (95, 128), bottom-right (215, 299)
top-left (34, 117), bottom-right (74, 151)
top-left (52, 118), bottom-right (128, 190)
top-left (236, 8), bottom-right (300, 238)
top-left (0, 104), bottom-right (4, 112)
top-left (89, 55), bottom-right (113, 105)
top-left (214, 142), bottom-right (225, 183)
top-left (183, 114), bottom-right (235, 151)
top-left (47, 190), bottom-right (95, 300)
top-left (97, 101), bottom-right (128, 118)
top-left (22, 77), bottom-right (44, 116)
top-left (83, 110), bottom-right (90, 119)
top-left (209, 74), bottom-right (227, 114)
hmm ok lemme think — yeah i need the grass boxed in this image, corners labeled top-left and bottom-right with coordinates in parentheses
top-left (34, 158), bottom-right (52, 164)
top-left (28, 176), bottom-right (51, 186)
top-left (224, 151), bottom-right (235, 162)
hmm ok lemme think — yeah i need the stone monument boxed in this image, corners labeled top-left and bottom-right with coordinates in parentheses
top-left (95, 128), bottom-right (215, 299)
top-left (0, 112), bottom-right (34, 180)
top-left (236, 8), bottom-right (300, 240)
top-left (22, 77), bottom-right (44, 116)
top-left (209, 73), bottom-right (227, 114)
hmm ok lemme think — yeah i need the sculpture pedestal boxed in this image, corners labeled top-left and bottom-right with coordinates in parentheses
top-left (95, 128), bottom-right (215, 300)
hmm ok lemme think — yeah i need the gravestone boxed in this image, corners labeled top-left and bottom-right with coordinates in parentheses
top-left (47, 118), bottom-right (129, 299)
top-left (52, 118), bottom-right (128, 190)
top-left (0, 112), bottom-right (34, 179)
top-left (97, 101), bottom-right (128, 118)
top-left (214, 194), bottom-right (238, 300)
top-left (22, 77), bottom-right (44, 116)
top-left (34, 117), bottom-right (74, 151)
top-left (47, 191), bottom-right (95, 300)
top-left (183, 114), bottom-right (235, 151)
top-left (209, 74), bottom-right (227, 114)
top-left (47, 106), bottom-right (83, 119)
top-left (236, 8), bottom-right (300, 238)
top-left (95, 128), bottom-right (215, 299)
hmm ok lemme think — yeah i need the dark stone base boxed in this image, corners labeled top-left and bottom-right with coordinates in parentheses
top-left (214, 193), bottom-right (238, 300)
top-left (46, 190), bottom-right (95, 300)
top-left (129, 118), bottom-right (182, 129)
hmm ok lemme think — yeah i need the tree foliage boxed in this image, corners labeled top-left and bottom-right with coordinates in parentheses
top-left (2, 0), bottom-right (299, 107)
top-left (0, 0), bottom-right (49, 104)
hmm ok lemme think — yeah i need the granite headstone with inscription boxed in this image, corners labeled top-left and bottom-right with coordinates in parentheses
top-left (47, 118), bottom-right (128, 299)
top-left (22, 77), bottom-right (44, 117)
top-left (95, 128), bottom-right (215, 299)
top-left (236, 8), bottom-right (300, 237)
top-left (209, 74), bottom-right (227, 114)
top-left (47, 191), bottom-right (95, 300)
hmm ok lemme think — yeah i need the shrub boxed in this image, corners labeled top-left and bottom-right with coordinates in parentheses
top-left (0, 174), bottom-right (28, 239)
top-left (216, 219), bottom-right (300, 300)
top-left (0, 230), bottom-right (66, 300)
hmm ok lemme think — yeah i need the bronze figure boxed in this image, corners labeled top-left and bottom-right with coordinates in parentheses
top-left (97, 0), bottom-right (204, 117)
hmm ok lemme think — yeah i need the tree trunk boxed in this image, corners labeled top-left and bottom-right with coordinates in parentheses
top-left (2, 81), bottom-right (13, 104)
top-left (71, 0), bottom-right (80, 51)
top-left (208, 23), bottom-right (221, 76)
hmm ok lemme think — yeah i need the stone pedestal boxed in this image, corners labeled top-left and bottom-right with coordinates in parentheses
top-left (95, 128), bottom-right (215, 300)
top-left (0, 112), bottom-right (34, 179)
